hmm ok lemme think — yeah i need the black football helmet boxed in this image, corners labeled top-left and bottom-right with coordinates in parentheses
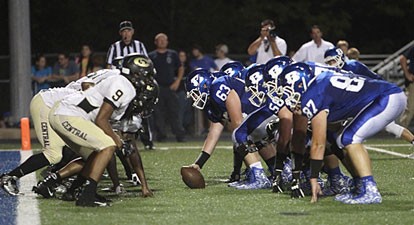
top-left (123, 79), bottom-right (159, 119)
top-left (121, 54), bottom-right (156, 88)
top-left (111, 56), bottom-right (123, 70)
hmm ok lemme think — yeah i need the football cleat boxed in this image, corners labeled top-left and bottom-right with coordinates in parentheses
top-left (76, 193), bottom-right (111, 207)
top-left (0, 174), bottom-right (19, 196)
top-left (228, 170), bottom-right (250, 187)
top-left (32, 183), bottom-right (55, 198)
top-left (224, 171), bottom-right (241, 183)
top-left (322, 174), bottom-right (353, 196)
top-left (61, 189), bottom-right (80, 201)
top-left (290, 178), bottom-right (305, 198)
top-left (342, 179), bottom-right (382, 204)
top-left (131, 173), bottom-right (141, 186)
top-left (235, 167), bottom-right (271, 190)
top-left (95, 193), bottom-right (112, 203)
top-left (334, 178), bottom-right (362, 202)
top-left (272, 170), bottom-right (284, 193)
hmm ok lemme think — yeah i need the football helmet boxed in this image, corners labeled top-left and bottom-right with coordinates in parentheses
top-left (211, 71), bottom-right (226, 79)
top-left (279, 62), bottom-right (314, 111)
top-left (324, 47), bottom-right (345, 68)
top-left (220, 61), bottom-right (245, 79)
top-left (121, 53), bottom-right (156, 88)
top-left (264, 56), bottom-right (292, 103)
top-left (244, 64), bottom-right (266, 107)
top-left (111, 56), bottom-right (123, 70)
top-left (186, 68), bottom-right (214, 110)
top-left (123, 79), bottom-right (159, 119)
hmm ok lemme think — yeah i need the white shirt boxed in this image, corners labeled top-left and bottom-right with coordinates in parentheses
top-left (214, 58), bottom-right (232, 70)
top-left (256, 36), bottom-right (287, 64)
top-left (292, 39), bottom-right (334, 63)
top-left (40, 69), bottom-right (120, 108)
top-left (54, 74), bottom-right (136, 122)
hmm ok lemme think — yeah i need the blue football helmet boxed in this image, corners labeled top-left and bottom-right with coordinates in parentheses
top-left (211, 71), bottom-right (226, 79)
top-left (279, 62), bottom-right (314, 111)
top-left (186, 68), bottom-right (214, 110)
top-left (264, 56), bottom-right (292, 103)
top-left (244, 64), bottom-right (267, 107)
top-left (220, 61), bottom-right (245, 79)
top-left (324, 47), bottom-right (345, 68)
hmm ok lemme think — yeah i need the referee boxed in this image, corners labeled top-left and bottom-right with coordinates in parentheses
top-left (106, 21), bottom-right (154, 150)
top-left (106, 21), bottom-right (148, 66)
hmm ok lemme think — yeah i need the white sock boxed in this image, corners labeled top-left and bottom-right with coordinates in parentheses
top-left (249, 161), bottom-right (263, 169)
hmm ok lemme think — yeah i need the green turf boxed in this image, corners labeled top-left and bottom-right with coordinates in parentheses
top-left (2, 139), bottom-right (414, 225)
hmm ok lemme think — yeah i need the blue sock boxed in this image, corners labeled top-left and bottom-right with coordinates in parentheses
top-left (328, 166), bottom-right (342, 177)
top-left (361, 175), bottom-right (374, 182)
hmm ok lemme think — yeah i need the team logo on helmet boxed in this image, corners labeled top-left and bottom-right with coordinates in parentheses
top-left (134, 57), bottom-right (150, 67)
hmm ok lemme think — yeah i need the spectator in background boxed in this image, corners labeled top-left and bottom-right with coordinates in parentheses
top-left (214, 44), bottom-right (232, 70)
top-left (76, 45), bottom-right (94, 77)
top-left (337, 40), bottom-right (349, 60)
top-left (149, 33), bottom-right (185, 142)
top-left (399, 46), bottom-right (414, 128)
top-left (347, 47), bottom-right (360, 60)
top-left (177, 50), bottom-right (193, 133)
top-left (0, 112), bottom-right (11, 128)
top-left (292, 25), bottom-right (334, 63)
top-left (92, 55), bottom-right (104, 72)
top-left (189, 45), bottom-right (218, 72)
top-left (50, 53), bottom-right (79, 88)
top-left (31, 54), bottom-right (51, 95)
top-left (248, 19), bottom-right (287, 64)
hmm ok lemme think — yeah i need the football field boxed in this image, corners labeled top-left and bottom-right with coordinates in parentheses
top-left (1, 138), bottom-right (414, 225)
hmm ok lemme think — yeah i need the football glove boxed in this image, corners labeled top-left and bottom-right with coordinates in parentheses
top-left (272, 169), bottom-right (284, 193)
top-left (120, 139), bottom-right (134, 157)
top-left (290, 178), bottom-right (305, 199)
top-left (266, 120), bottom-right (279, 140)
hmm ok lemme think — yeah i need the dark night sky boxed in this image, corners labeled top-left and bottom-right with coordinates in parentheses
top-left (0, 0), bottom-right (413, 56)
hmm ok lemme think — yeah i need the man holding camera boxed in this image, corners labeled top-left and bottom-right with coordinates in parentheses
top-left (248, 19), bottom-right (287, 64)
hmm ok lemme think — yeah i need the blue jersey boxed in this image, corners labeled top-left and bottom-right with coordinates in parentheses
top-left (206, 76), bottom-right (257, 123)
top-left (343, 60), bottom-right (383, 80)
top-left (233, 96), bottom-right (284, 144)
top-left (306, 62), bottom-right (343, 76)
top-left (300, 71), bottom-right (402, 122)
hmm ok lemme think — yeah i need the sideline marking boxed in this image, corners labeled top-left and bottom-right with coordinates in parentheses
top-left (16, 150), bottom-right (40, 225)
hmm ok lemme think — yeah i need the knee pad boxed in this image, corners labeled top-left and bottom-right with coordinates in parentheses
top-left (384, 122), bottom-right (404, 138)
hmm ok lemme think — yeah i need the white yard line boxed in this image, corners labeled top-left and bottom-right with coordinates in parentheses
top-left (157, 144), bottom-right (414, 159)
top-left (364, 145), bottom-right (414, 159)
top-left (366, 144), bottom-right (412, 147)
top-left (157, 145), bottom-right (233, 151)
top-left (17, 150), bottom-right (40, 225)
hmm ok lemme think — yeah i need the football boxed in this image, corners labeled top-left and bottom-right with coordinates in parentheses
top-left (180, 166), bottom-right (205, 189)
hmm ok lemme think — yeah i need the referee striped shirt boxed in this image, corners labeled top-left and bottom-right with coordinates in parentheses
top-left (106, 40), bottom-right (148, 65)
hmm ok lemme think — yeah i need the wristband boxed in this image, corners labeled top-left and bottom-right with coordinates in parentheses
top-left (195, 151), bottom-right (210, 169)
top-left (309, 159), bottom-right (323, 179)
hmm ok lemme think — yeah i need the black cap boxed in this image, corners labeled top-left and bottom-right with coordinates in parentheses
top-left (119, 21), bottom-right (133, 32)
